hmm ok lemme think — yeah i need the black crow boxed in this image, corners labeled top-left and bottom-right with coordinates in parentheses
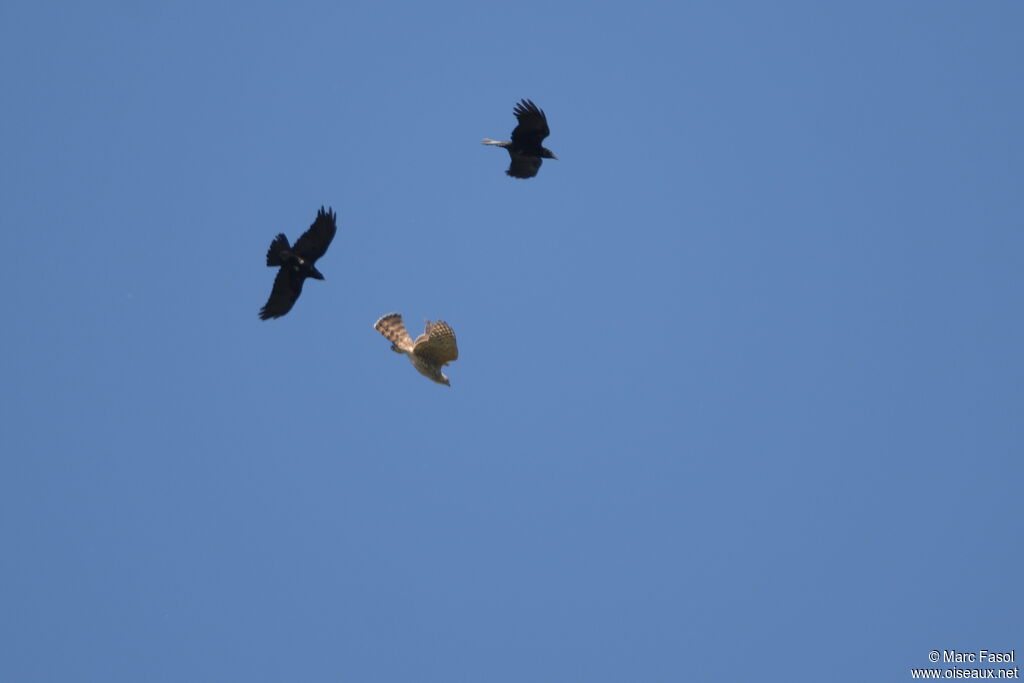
top-left (259, 206), bottom-right (337, 320)
top-left (482, 99), bottom-right (558, 179)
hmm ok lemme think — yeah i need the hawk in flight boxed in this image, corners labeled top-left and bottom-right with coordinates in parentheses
top-left (374, 313), bottom-right (459, 386)
top-left (482, 99), bottom-right (558, 179)
top-left (259, 206), bottom-right (337, 320)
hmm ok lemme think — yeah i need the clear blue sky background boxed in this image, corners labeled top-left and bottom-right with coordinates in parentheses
top-left (2, 1), bottom-right (1021, 681)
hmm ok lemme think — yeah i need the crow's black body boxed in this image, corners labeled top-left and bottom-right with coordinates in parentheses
top-left (482, 99), bottom-right (558, 179)
top-left (259, 206), bottom-right (337, 320)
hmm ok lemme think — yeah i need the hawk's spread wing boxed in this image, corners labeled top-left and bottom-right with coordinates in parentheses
top-left (259, 267), bottom-right (304, 320)
top-left (374, 313), bottom-right (415, 353)
top-left (413, 320), bottom-right (458, 366)
top-left (510, 99), bottom-right (550, 149)
top-left (292, 206), bottom-right (337, 263)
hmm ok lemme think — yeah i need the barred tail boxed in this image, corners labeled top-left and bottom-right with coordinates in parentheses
top-left (374, 313), bottom-right (414, 352)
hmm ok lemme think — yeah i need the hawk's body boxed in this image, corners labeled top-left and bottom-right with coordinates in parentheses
top-left (482, 99), bottom-right (558, 179)
top-left (375, 313), bottom-right (458, 386)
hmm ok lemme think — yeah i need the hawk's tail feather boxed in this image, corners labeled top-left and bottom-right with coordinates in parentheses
top-left (375, 312), bottom-right (414, 352)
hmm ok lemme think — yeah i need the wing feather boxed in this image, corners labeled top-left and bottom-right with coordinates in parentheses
top-left (259, 267), bottom-right (304, 320)
top-left (510, 99), bottom-right (550, 149)
top-left (293, 206), bottom-right (337, 262)
top-left (414, 320), bottom-right (458, 366)
top-left (507, 154), bottom-right (542, 179)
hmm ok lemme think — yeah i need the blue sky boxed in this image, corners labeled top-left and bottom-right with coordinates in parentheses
top-left (1, 1), bottom-right (1021, 681)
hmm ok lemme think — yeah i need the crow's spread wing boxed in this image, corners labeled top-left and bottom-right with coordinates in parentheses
top-left (259, 267), bottom-right (305, 320)
top-left (293, 206), bottom-right (337, 263)
top-left (507, 154), bottom-right (543, 179)
top-left (510, 99), bottom-right (550, 150)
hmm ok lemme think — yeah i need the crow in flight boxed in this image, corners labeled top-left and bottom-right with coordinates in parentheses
top-left (259, 206), bottom-right (337, 320)
top-left (482, 99), bottom-right (558, 179)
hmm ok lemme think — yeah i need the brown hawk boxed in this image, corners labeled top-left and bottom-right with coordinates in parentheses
top-left (374, 313), bottom-right (459, 386)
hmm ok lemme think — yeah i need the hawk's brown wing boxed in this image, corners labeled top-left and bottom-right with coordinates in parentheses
top-left (413, 320), bottom-right (458, 366)
top-left (375, 313), bottom-right (415, 352)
